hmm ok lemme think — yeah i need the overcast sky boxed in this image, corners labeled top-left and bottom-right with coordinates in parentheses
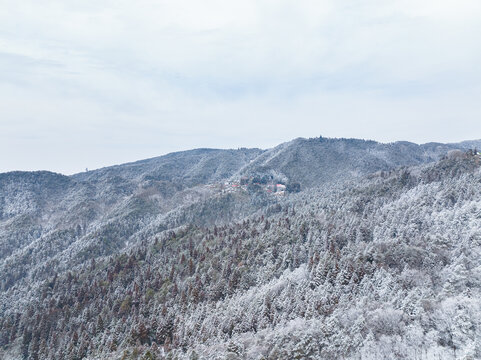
top-left (1, 0), bottom-right (481, 174)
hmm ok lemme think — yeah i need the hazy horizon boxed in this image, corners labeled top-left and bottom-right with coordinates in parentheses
top-left (1, 134), bottom-right (480, 176)
top-left (2, 1), bottom-right (481, 174)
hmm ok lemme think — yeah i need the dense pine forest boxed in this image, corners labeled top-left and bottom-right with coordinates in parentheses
top-left (1, 138), bottom-right (481, 359)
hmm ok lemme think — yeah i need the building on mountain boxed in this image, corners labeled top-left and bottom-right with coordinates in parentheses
top-left (276, 184), bottom-right (286, 192)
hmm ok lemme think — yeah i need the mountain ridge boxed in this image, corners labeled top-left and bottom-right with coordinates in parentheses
top-left (1, 136), bottom-right (481, 359)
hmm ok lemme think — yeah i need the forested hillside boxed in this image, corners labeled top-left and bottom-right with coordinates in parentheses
top-left (1, 138), bottom-right (480, 359)
top-left (235, 137), bottom-right (468, 188)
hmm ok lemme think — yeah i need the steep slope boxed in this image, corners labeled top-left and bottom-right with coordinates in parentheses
top-left (3, 137), bottom-right (460, 295)
top-left (1, 151), bottom-right (481, 359)
top-left (236, 137), bottom-right (465, 188)
top-left (0, 171), bottom-right (72, 220)
top-left (0, 138), bottom-right (476, 298)
top-left (0, 148), bottom-right (265, 293)
top-left (1, 137), bottom-right (480, 360)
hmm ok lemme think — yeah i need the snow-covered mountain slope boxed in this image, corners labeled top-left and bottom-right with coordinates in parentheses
top-left (2, 137), bottom-right (464, 292)
top-left (0, 137), bottom-right (480, 359)
top-left (236, 137), bottom-right (469, 188)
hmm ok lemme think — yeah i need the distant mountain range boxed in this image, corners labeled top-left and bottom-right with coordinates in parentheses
top-left (71, 137), bottom-right (481, 188)
top-left (1, 137), bottom-right (479, 293)
top-left (1, 136), bottom-right (481, 359)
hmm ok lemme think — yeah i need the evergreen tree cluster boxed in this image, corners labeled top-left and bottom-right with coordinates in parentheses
top-left (1, 148), bottom-right (481, 359)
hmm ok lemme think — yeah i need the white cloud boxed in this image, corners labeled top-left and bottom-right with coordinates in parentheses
top-left (1, 0), bottom-right (480, 173)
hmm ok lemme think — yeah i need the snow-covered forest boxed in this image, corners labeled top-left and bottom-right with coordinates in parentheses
top-left (1, 138), bottom-right (480, 359)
